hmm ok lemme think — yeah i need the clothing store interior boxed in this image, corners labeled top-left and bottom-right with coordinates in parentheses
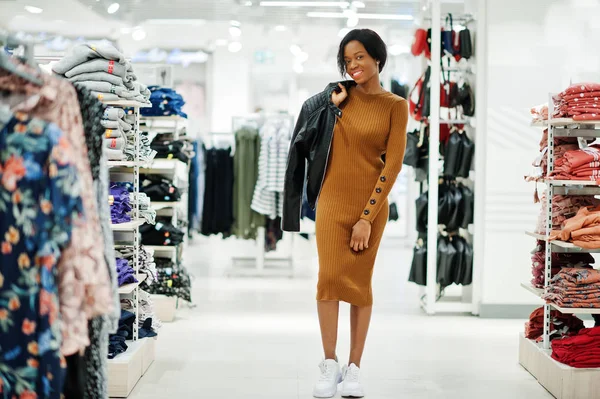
top-left (3, 0), bottom-right (600, 398)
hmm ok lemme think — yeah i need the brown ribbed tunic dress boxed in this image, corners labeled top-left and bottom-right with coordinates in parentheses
top-left (315, 87), bottom-right (408, 306)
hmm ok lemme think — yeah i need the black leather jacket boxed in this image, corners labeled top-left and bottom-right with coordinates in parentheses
top-left (282, 80), bottom-right (357, 232)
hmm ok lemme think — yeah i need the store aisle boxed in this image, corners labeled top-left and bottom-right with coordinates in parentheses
top-left (129, 236), bottom-right (551, 399)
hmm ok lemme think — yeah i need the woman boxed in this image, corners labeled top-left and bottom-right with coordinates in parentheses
top-left (282, 29), bottom-right (408, 398)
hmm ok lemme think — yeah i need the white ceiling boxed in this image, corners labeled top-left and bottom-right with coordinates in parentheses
top-left (79, 0), bottom-right (423, 27)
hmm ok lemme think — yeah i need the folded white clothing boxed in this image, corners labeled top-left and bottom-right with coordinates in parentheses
top-left (104, 147), bottom-right (126, 160)
top-left (52, 43), bottom-right (126, 75)
top-left (68, 72), bottom-right (124, 87)
top-left (104, 137), bottom-right (126, 151)
top-left (101, 119), bottom-right (132, 132)
top-left (65, 59), bottom-right (128, 79)
top-left (103, 107), bottom-right (125, 121)
top-left (103, 127), bottom-right (123, 139)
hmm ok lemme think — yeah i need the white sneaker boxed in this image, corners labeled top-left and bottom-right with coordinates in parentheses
top-left (341, 363), bottom-right (365, 398)
top-left (313, 359), bottom-right (342, 398)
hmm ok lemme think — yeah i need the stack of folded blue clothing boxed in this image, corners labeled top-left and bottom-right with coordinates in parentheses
top-left (141, 86), bottom-right (188, 118)
top-left (110, 185), bottom-right (132, 224)
top-left (52, 43), bottom-right (151, 104)
top-left (115, 258), bottom-right (138, 286)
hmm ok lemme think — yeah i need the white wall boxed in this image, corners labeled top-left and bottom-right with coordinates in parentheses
top-left (480, 0), bottom-right (600, 311)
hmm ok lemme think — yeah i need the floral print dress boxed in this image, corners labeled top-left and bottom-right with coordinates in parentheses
top-left (0, 111), bottom-right (82, 399)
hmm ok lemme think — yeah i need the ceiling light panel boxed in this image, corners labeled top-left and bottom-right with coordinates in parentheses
top-left (307, 11), bottom-right (414, 20)
top-left (260, 1), bottom-right (349, 7)
top-left (24, 5), bottom-right (43, 14)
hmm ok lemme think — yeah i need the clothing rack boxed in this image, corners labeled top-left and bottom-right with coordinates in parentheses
top-left (228, 113), bottom-right (297, 278)
top-left (519, 97), bottom-right (600, 398)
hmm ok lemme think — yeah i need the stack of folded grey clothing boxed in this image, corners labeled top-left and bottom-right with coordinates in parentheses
top-left (135, 192), bottom-right (157, 225)
top-left (102, 107), bottom-right (157, 162)
top-left (103, 107), bottom-right (130, 160)
top-left (52, 43), bottom-right (151, 104)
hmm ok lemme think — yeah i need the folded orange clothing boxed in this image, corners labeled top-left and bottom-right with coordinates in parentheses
top-left (558, 207), bottom-right (600, 241)
top-left (559, 268), bottom-right (600, 285)
top-left (571, 224), bottom-right (600, 240)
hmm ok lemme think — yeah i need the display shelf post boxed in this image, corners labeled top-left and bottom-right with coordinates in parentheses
top-left (425, 0), bottom-right (442, 315)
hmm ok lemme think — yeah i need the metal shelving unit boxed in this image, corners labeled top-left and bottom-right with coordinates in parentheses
top-left (521, 95), bottom-right (600, 399)
top-left (104, 100), bottom-right (156, 398)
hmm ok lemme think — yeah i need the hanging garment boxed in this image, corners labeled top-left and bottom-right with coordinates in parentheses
top-left (201, 148), bottom-right (234, 236)
top-left (233, 127), bottom-right (266, 239)
top-left (0, 113), bottom-right (82, 399)
top-left (251, 119), bottom-right (291, 219)
top-left (74, 85), bottom-right (105, 180)
top-left (0, 70), bottom-right (115, 355)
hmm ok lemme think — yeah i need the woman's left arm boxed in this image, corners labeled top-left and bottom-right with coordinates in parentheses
top-left (360, 99), bottom-right (408, 223)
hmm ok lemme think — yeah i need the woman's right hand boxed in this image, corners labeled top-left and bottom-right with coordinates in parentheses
top-left (331, 83), bottom-right (348, 107)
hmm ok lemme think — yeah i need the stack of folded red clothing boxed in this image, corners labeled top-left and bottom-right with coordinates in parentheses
top-left (550, 206), bottom-right (600, 248)
top-left (551, 145), bottom-right (600, 181)
top-left (553, 83), bottom-right (600, 121)
top-left (535, 194), bottom-right (600, 234)
top-left (525, 306), bottom-right (584, 342)
top-left (552, 327), bottom-right (600, 367)
top-left (543, 268), bottom-right (600, 308)
top-left (530, 240), bottom-right (594, 288)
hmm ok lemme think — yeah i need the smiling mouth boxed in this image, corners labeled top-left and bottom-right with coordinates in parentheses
top-left (351, 70), bottom-right (363, 78)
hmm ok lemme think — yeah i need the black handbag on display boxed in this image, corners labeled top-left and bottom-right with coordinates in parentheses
top-left (445, 183), bottom-right (463, 232)
top-left (461, 240), bottom-right (474, 285)
top-left (403, 130), bottom-right (421, 167)
top-left (459, 184), bottom-right (474, 229)
top-left (443, 129), bottom-right (463, 177)
top-left (458, 82), bottom-right (475, 116)
top-left (408, 240), bottom-right (427, 286)
top-left (459, 28), bottom-right (473, 59)
top-left (389, 203), bottom-right (399, 221)
top-left (451, 236), bottom-right (466, 285)
top-left (457, 132), bottom-right (475, 178)
top-left (437, 235), bottom-right (457, 288)
top-left (415, 191), bottom-right (428, 233)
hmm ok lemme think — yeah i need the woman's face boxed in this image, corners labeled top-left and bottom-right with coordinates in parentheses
top-left (343, 40), bottom-right (378, 85)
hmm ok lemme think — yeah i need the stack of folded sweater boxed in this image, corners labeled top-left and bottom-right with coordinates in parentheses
top-left (530, 240), bottom-right (595, 288)
top-left (141, 258), bottom-right (192, 303)
top-left (553, 83), bottom-right (600, 121)
top-left (552, 327), bottom-right (600, 367)
top-left (103, 107), bottom-right (130, 160)
top-left (140, 220), bottom-right (185, 246)
top-left (543, 268), bottom-right (600, 308)
top-left (109, 185), bottom-right (132, 224)
top-left (52, 43), bottom-right (151, 104)
top-left (115, 257), bottom-right (138, 286)
top-left (550, 206), bottom-right (600, 249)
top-left (535, 194), bottom-right (600, 234)
top-left (525, 306), bottom-right (584, 342)
top-left (151, 134), bottom-right (194, 163)
top-left (550, 145), bottom-right (600, 181)
top-left (141, 175), bottom-right (182, 202)
top-left (141, 86), bottom-right (188, 118)
top-left (115, 246), bottom-right (157, 284)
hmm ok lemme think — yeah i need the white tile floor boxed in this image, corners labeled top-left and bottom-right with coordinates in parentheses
top-left (128, 234), bottom-right (553, 399)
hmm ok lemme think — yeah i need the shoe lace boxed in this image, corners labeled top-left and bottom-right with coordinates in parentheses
top-left (345, 366), bottom-right (360, 383)
top-left (319, 362), bottom-right (335, 381)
